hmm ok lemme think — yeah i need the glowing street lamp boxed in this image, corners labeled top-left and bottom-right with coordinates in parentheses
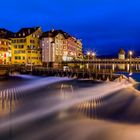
top-left (128, 50), bottom-right (133, 74)
top-left (87, 51), bottom-right (90, 61)
top-left (92, 52), bottom-right (96, 58)
top-left (91, 52), bottom-right (96, 61)
top-left (87, 51), bottom-right (90, 56)
top-left (128, 50), bottom-right (133, 58)
top-left (129, 51), bottom-right (133, 57)
top-left (86, 51), bottom-right (91, 69)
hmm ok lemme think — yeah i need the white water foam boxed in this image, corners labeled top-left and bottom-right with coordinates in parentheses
top-left (0, 77), bottom-right (133, 133)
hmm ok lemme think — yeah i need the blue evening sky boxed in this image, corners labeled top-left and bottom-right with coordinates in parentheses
top-left (0, 0), bottom-right (140, 55)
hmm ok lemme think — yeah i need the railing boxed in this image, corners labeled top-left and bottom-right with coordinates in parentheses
top-left (62, 58), bottom-right (140, 64)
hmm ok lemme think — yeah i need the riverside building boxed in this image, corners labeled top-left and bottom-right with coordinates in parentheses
top-left (10, 27), bottom-right (42, 66)
top-left (40, 29), bottom-right (83, 67)
top-left (0, 29), bottom-right (12, 64)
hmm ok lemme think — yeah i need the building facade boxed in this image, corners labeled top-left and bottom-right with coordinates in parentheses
top-left (11, 27), bottom-right (42, 66)
top-left (0, 29), bottom-right (13, 64)
top-left (41, 30), bottom-right (65, 67)
top-left (40, 29), bottom-right (83, 67)
top-left (0, 38), bottom-right (12, 64)
top-left (64, 37), bottom-right (83, 61)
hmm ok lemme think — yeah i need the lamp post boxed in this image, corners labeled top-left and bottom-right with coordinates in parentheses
top-left (129, 51), bottom-right (133, 59)
top-left (128, 50), bottom-right (133, 74)
top-left (91, 52), bottom-right (96, 71)
top-left (87, 51), bottom-right (90, 69)
top-left (92, 52), bottom-right (96, 60)
top-left (87, 52), bottom-right (90, 60)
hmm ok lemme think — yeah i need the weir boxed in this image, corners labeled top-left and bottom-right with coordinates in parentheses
top-left (0, 76), bottom-right (135, 133)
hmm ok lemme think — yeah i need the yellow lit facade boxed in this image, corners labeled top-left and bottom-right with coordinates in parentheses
top-left (11, 27), bottom-right (42, 66)
top-left (0, 38), bottom-right (12, 64)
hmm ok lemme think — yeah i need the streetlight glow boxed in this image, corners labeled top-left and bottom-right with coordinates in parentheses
top-left (87, 51), bottom-right (90, 56)
top-left (129, 51), bottom-right (133, 56)
top-left (92, 52), bottom-right (96, 57)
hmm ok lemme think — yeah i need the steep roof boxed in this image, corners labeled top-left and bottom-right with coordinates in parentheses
top-left (40, 29), bottom-right (71, 39)
top-left (119, 48), bottom-right (126, 54)
top-left (0, 28), bottom-right (14, 39)
top-left (11, 27), bottom-right (40, 38)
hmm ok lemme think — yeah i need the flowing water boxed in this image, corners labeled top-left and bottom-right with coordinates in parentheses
top-left (0, 64), bottom-right (140, 140)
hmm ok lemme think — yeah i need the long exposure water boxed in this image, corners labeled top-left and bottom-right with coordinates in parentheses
top-left (0, 64), bottom-right (140, 140)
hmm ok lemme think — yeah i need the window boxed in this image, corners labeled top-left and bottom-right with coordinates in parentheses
top-left (18, 39), bottom-right (26, 43)
top-left (24, 39), bottom-right (26, 43)
top-left (15, 56), bottom-right (21, 60)
top-left (14, 50), bottom-right (25, 54)
top-left (12, 40), bottom-right (16, 43)
top-left (14, 45), bottom-right (17, 49)
top-left (18, 45), bottom-right (24, 49)
top-left (30, 40), bottom-right (35, 43)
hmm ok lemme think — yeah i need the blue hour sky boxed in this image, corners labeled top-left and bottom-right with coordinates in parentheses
top-left (1, 0), bottom-right (140, 55)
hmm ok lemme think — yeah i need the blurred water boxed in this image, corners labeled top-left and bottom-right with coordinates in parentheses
top-left (0, 74), bottom-right (140, 140)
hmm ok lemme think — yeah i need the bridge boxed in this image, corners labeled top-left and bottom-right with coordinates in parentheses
top-left (31, 68), bottom-right (121, 81)
top-left (62, 58), bottom-right (140, 64)
top-left (0, 58), bottom-right (139, 80)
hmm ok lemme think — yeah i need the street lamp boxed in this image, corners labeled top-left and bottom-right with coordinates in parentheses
top-left (86, 51), bottom-right (91, 69)
top-left (128, 50), bottom-right (133, 74)
top-left (128, 51), bottom-right (133, 59)
top-left (87, 51), bottom-right (90, 60)
top-left (92, 52), bottom-right (96, 59)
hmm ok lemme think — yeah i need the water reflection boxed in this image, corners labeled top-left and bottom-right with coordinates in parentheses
top-left (72, 88), bottom-right (137, 123)
top-left (0, 88), bottom-right (22, 117)
top-left (60, 84), bottom-right (74, 100)
top-left (0, 76), bottom-right (139, 140)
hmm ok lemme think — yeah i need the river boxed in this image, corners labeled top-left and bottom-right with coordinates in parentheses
top-left (0, 64), bottom-right (140, 140)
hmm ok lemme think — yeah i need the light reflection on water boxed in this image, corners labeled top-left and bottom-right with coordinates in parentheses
top-left (58, 83), bottom-right (137, 123)
top-left (72, 92), bottom-right (135, 122)
top-left (0, 74), bottom-right (140, 140)
top-left (0, 87), bottom-right (26, 117)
